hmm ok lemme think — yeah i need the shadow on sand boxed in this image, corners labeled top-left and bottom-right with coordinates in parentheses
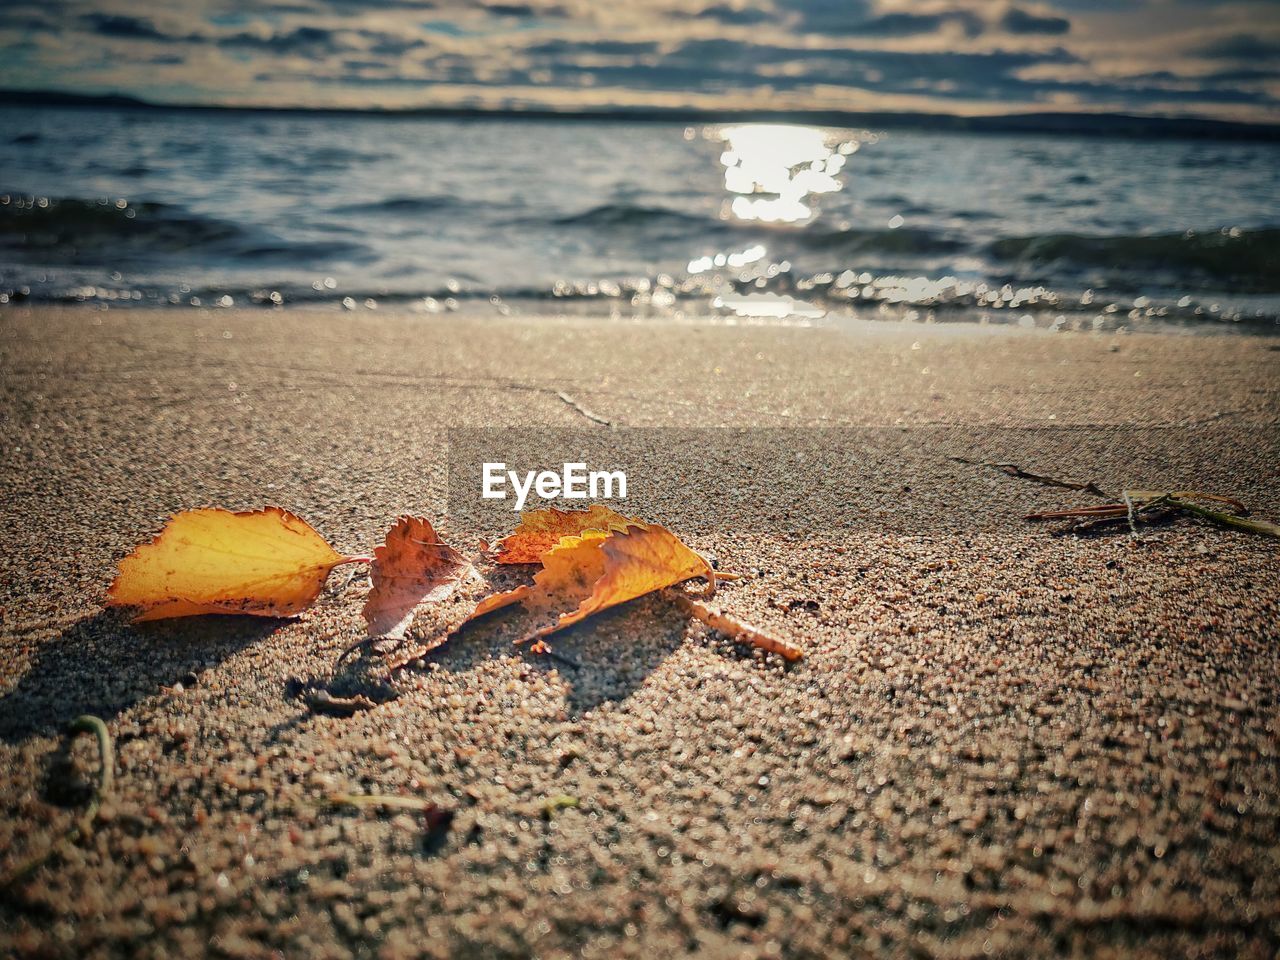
top-left (0, 610), bottom-right (283, 744)
top-left (311, 590), bottom-right (792, 720)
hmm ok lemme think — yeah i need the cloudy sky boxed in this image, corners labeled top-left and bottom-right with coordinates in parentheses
top-left (3, 0), bottom-right (1279, 121)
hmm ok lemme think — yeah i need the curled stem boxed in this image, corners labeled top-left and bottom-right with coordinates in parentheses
top-left (1, 715), bottom-right (114, 889)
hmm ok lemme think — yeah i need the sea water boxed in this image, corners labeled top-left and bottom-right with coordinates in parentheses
top-left (2, 105), bottom-right (1278, 331)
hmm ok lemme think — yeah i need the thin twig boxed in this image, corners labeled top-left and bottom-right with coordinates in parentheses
top-left (1122, 490), bottom-right (1140, 539)
top-left (1027, 489), bottom-right (1279, 540)
top-left (1026, 504), bottom-right (1129, 520)
top-left (1, 715), bottom-right (114, 888)
top-left (555, 391), bottom-right (611, 427)
top-left (952, 458), bottom-right (1111, 498)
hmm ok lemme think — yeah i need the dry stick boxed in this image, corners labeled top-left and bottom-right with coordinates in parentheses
top-left (950, 458), bottom-right (1112, 498)
top-left (1127, 490), bottom-right (1249, 514)
top-left (555, 391), bottom-right (611, 427)
top-left (666, 589), bottom-right (804, 662)
top-left (1027, 489), bottom-right (1279, 540)
top-left (1070, 503), bottom-right (1179, 536)
top-left (1027, 493), bottom-right (1171, 529)
top-left (1122, 490), bottom-right (1140, 538)
top-left (1, 715), bottom-right (114, 889)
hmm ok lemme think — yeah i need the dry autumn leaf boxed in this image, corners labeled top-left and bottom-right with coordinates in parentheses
top-left (108, 507), bottom-right (364, 621)
top-left (471, 521), bottom-right (714, 643)
top-left (537, 523), bottom-right (714, 640)
top-left (467, 528), bottom-right (610, 622)
top-left (489, 504), bottom-right (637, 564)
top-left (363, 516), bottom-right (474, 639)
top-left (470, 507), bottom-right (804, 661)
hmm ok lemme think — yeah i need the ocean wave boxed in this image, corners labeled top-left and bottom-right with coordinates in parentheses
top-left (543, 202), bottom-right (967, 256)
top-left (550, 203), bottom-right (713, 229)
top-left (0, 195), bottom-right (367, 265)
top-left (329, 195), bottom-right (461, 215)
top-left (6, 270), bottom-right (1276, 331)
top-left (990, 228), bottom-right (1280, 292)
top-left (796, 226), bottom-right (965, 256)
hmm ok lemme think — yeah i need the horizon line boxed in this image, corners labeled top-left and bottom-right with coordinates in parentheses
top-left (3, 87), bottom-right (1279, 142)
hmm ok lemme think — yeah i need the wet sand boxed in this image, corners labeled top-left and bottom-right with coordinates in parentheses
top-left (1, 305), bottom-right (1278, 959)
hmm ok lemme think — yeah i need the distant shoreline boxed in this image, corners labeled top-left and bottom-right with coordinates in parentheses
top-left (3, 87), bottom-right (1279, 142)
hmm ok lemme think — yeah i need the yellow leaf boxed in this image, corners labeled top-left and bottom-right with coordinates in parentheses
top-left (490, 504), bottom-right (638, 564)
top-left (107, 507), bottom-right (360, 622)
top-left (363, 517), bottom-right (473, 638)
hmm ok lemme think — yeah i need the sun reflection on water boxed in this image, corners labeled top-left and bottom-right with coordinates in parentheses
top-left (717, 124), bottom-right (853, 224)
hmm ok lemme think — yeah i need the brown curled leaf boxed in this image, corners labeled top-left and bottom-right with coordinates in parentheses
top-left (363, 517), bottom-right (473, 639)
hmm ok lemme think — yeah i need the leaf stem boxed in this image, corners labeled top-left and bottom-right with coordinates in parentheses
top-left (667, 590), bottom-right (804, 662)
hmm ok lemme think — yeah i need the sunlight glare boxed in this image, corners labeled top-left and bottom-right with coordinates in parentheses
top-left (718, 124), bottom-right (847, 224)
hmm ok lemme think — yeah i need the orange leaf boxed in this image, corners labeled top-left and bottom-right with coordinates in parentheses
top-left (483, 523), bottom-right (712, 642)
top-left (531, 524), bottom-right (712, 640)
top-left (490, 504), bottom-right (638, 564)
top-left (363, 517), bottom-right (473, 638)
top-left (107, 507), bottom-right (360, 622)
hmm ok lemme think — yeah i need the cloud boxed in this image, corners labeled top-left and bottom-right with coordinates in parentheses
top-left (685, 4), bottom-right (776, 26)
top-left (853, 11), bottom-right (985, 38)
top-left (81, 13), bottom-right (170, 40)
top-left (1000, 7), bottom-right (1071, 35)
top-left (517, 37), bottom-right (1082, 102)
top-left (218, 26), bottom-right (347, 53)
top-left (2, 0), bottom-right (1276, 122)
top-left (524, 39), bottom-right (661, 58)
top-left (777, 0), bottom-right (874, 34)
top-left (485, 3), bottom-right (553, 16)
top-left (1194, 33), bottom-right (1280, 60)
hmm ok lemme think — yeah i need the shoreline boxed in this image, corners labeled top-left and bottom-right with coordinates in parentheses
top-left (4, 298), bottom-right (1279, 337)
top-left (2, 305), bottom-right (1278, 958)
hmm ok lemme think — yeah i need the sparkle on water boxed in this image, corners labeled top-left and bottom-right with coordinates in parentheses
top-left (718, 124), bottom-right (852, 225)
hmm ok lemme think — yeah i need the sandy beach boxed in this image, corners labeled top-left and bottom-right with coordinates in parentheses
top-left (1, 304), bottom-right (1278, 959)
